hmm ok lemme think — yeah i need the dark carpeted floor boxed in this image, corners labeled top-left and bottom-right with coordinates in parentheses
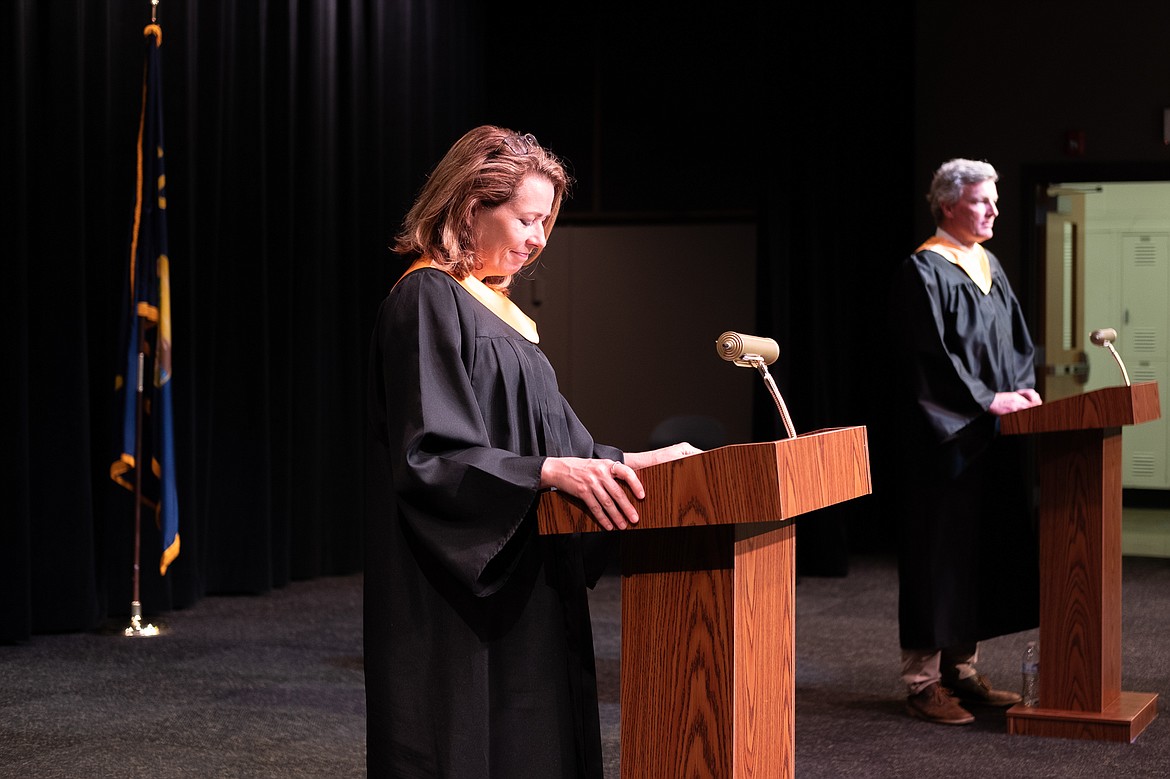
top-left (0, 575), bottom-right (367, 778)
top-left (3, 553), bottom-right (1168, 777)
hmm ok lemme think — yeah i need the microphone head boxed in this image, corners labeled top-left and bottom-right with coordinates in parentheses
top-left (716, 331), bottom-right (780, 366)
top-left (1090, 328), bottom-right (1118, 347)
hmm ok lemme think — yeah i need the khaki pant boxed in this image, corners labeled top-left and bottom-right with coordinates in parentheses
top-left (901, 644), bottom-right (978, 695)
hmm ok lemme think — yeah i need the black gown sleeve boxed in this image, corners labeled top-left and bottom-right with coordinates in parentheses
top-left (369, 271), bottom-right (545, 596)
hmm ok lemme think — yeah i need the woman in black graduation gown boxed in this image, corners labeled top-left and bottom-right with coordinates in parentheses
top-left (364, 125), bottom-right (699, 777)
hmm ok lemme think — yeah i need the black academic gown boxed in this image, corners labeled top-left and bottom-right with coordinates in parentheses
top-left (364, 268), bottom-right (617, 778)
top-left (891, 247), bottom-right (1040, 650)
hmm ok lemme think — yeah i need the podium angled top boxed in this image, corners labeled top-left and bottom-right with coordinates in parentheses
top-left (536, 426), bottom-right (871, 535)
top-left (1000, 382), bottom-right (1160, 436)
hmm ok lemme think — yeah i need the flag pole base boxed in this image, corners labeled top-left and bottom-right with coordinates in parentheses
top-left (124, 601), bottom-right (161, 637)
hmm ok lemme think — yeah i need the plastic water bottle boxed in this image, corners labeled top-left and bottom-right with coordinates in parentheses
top-left (1021, 641), bottom-right (1039, 707)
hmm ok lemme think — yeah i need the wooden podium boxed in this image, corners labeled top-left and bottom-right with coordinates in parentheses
top-left (537, 427), bottom-right (871, 778)
top-left (1000, 382), bottom-right (1161, 742)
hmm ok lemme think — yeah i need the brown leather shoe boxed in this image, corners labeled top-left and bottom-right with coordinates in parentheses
top-left (906, 682), bottom-right (975, 725)
top-left (946, 673), bottom-right (1022, 707)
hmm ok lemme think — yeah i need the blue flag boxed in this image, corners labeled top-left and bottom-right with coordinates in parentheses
top-left (111, 23), bottom-right (179, 576)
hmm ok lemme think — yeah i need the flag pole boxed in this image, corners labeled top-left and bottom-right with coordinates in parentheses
top-left (125, 341), bottom-right (159, 637)
top-left (124, 1), bottom-right (165, 638)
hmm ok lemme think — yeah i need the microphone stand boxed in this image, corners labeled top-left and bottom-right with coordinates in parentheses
top-left (1090, 328), bottom-right (1132, 387)
top-left (745, 355), bottom-right (797, 440)
top-left (1102, 341), bottom-right (1132, 387)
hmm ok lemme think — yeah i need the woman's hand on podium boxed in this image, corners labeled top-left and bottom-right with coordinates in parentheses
top-left (540, 456), bottom-right (645, 531)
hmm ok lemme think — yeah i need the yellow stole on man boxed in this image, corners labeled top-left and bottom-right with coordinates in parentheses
top-left (399, 259), bottom-right (540, 343)
top-left (917, 235), bottom-right (992, 294)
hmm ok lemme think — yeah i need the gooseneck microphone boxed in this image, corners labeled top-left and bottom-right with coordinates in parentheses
top-left (1089, 327), bottom-right (1117, 347)
top-left (716, 331), bottom-right (780, 367)
top-left (715, 331), bottom-right (796, 439)
top-left (1089, 327), bottom-right (1131, 387)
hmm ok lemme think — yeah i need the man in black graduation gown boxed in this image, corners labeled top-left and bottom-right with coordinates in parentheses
top-left (891, 158), bottom-right (1042, 725)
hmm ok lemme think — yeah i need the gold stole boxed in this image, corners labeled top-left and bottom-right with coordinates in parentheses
top-left (917, 236), bottom-right (992, 294)
top-left (398, 259), bottom-right (540, 343)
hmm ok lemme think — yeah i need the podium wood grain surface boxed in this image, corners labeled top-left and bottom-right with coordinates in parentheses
top-left (1001, 382), bottom-right (1160, 742)
top-left (538, 427), bottom-right (872, 778)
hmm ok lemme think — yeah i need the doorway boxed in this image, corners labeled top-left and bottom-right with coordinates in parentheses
top-left (1025, 163), bottom-right (1170, 557)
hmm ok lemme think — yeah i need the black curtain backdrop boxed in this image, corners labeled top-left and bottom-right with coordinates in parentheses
top-left (3, 1), bottom-right (914, 642)
top-left (747, 6), bottom-right (917, 574)
top-left (2, 0), bottom-right (487, 643)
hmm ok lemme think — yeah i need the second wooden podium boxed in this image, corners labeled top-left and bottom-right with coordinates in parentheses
top-left (537, 427), bottom-right (871, 778)
top-left (1001, 382), bottom-right (1161, 742)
